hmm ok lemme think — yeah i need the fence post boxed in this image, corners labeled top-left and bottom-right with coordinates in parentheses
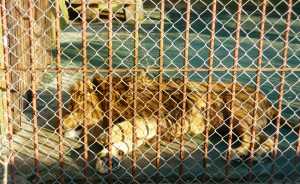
top-left (5, 0), bottom-right (52, 132)
top-left (0, 2), bottom-right (6, 138)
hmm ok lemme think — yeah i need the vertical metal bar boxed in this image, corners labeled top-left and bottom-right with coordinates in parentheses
top-left (225, 0), bottom-right (242, 177)
top-left (54, 0), bottom-right (64, 182)
top-left (179, 0), bottom-right (191, 179)
top-left (204, 0), bottom-right (217, 173)
top-left (296, 119), bottom-right (300, 181)
top-left (1, 1), bottom-right (16, 183)
top-left (28, 0), bottom-right (40, 181)
top-left (2, 155), bottom-right (8, 184)
top-left (132, 1), bottom-right (140, 180)
top-left (107, 0), bottom-right (113, 181)
top-left (297, 119), bottom-right (300, 158)
top-left (80, 0), bottom-right (89, 179)
top-left (248, 0), bottom-right (267, 181)
top-left (270, 0), bottom-right (293, 182)
top-left (156, 0), bottom-right (165, 171)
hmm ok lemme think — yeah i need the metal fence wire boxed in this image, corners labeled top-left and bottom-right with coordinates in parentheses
top-left (0, 0), bottom-right (300, 183)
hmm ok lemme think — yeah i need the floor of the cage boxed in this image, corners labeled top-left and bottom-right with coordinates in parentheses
top-left (1, 122), bottom-right (300, 183)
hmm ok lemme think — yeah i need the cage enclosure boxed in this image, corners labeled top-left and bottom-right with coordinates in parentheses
top-left (0, 0), bottom-right (300, 183)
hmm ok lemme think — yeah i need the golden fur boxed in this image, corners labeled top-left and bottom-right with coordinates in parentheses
top-left (63, 75), bottom-right (206, 139)
top-left (63, 74), bottom-right (277, 163)
top-left (95, 117), bottom-right (158, 174)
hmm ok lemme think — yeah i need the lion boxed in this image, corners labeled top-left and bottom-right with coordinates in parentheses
top-left (63, 74), bottom-right (206, 140)
top-left (184, 81), bottom-right (277, 157)
top-left (63, 73), bottom-right (278, 169)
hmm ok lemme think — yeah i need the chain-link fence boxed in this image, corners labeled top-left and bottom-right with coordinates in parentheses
top-left (0, 0), bottom-right (300, 183)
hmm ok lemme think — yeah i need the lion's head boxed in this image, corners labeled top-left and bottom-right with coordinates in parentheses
top-left (63, 78), bottom-right (103, 138)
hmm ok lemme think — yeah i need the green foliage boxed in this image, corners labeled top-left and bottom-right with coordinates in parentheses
top-left (98, 3), bottom-right (123, 11)
top-left (49, 0), bottom-right (69, 24)
top-left (59, 0), bottom-right (69, 23)
top-left (49, 0), bottom-right (70, 46)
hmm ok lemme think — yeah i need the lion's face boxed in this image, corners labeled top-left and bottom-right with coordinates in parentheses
top-left (63, 79), bottom-right (103, 135)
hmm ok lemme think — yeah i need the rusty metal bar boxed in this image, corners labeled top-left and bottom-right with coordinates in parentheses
top-left (131, 1), bottom-right (140, 180)
top-left (296, 119), bottom-right (300, 184)
top-left (204, 0), bottom-right (217, 174)
top-left (107, 0), bottom-right (113, 181)
top-left (1, 1), bottom-right (16, 183)
top-left (80, 0), bottom-right (89, 179)
top-left (0, 66), bottom-right (299, 73)
top-left (156, 0), bottom-right (165, 171)
top-left (225, 0), bottom-right (242, 177)
top-left (54, 0), bottom-right (64, 182)
top-left (28, 0), bottom-right (40, 181)
top-left (270, 0), bottom-right (293, 182)
top-left (1, 154), bottom-right (8, 184)
top-left (179, 0), bottom-right (191, 178)
top-left (296, 119), bottom-right (300, 180)
top-left (297, 119), bottom-right (300, 158)
top-left (248, 0), bottom-right (268, 181)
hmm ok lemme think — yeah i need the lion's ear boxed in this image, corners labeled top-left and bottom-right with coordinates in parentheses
top-left (69, 80), bottom-right (83, 95)
top-left (92, 75), bottom-right (102, 88)
top-left (69, 79), bottom-right (95, 94)
top-left (92, 75), bottom-right (107, 92)
top-left (139, 67), bottom-right (147, 78)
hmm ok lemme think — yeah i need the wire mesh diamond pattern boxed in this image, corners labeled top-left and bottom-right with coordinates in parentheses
top-left (0, 0), bottom-right (299, 183)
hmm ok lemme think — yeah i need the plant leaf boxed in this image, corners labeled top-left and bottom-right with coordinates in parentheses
top-left (59, 0), bottom-right (69, 23)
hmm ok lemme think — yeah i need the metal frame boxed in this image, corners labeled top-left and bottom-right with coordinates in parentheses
top-left (0, 0), bottom-right (299, 183)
